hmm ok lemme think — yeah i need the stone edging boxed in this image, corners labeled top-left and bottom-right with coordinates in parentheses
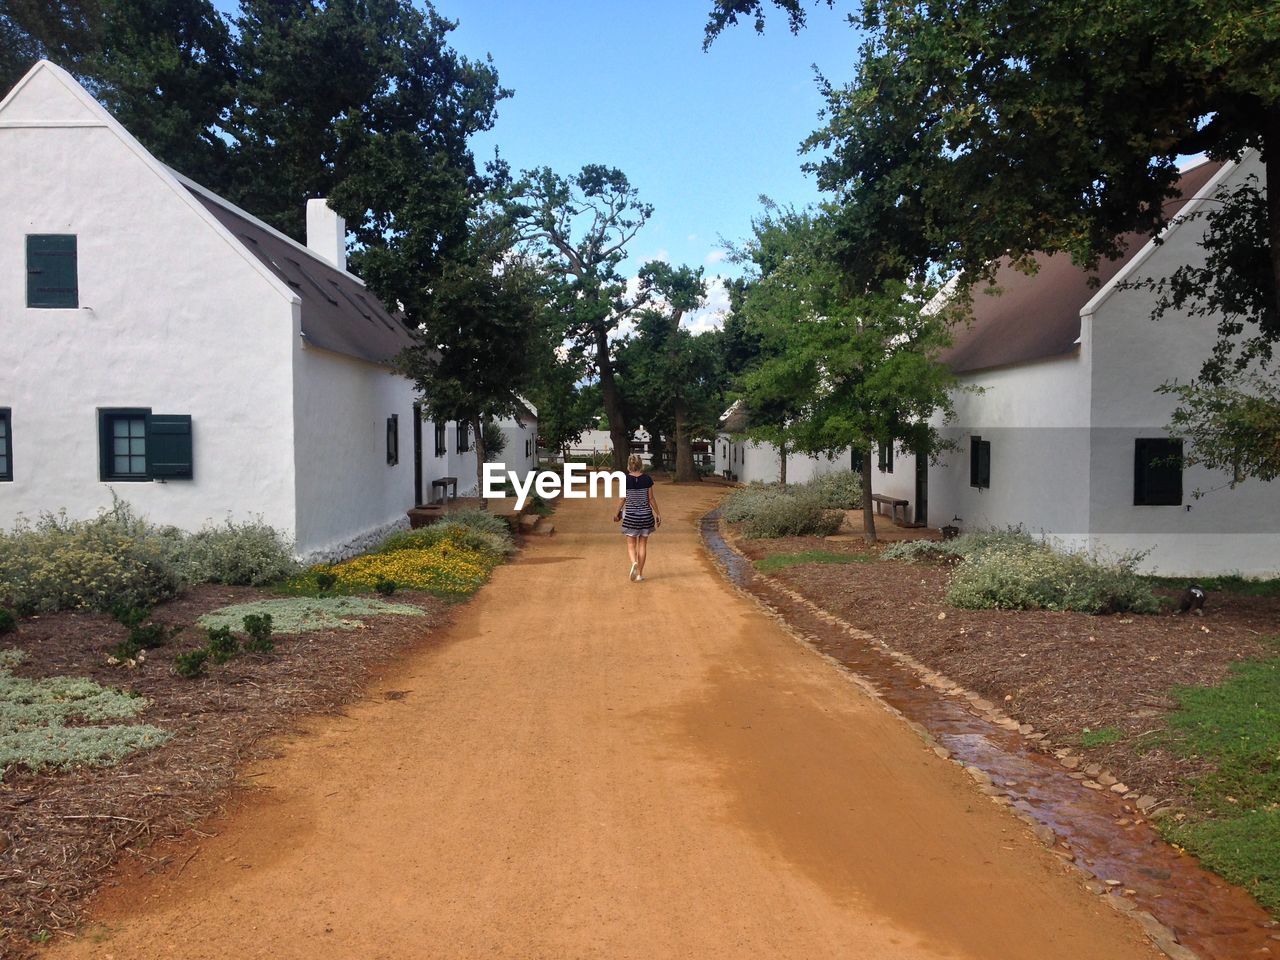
top-left (705, 518), bottom-right (1199, 960)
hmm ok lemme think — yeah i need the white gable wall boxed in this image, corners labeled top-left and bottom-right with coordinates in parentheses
top-left (1084, 152), bottom-right (1278, 575)
top-left (0, 64), bottom-right (298, 538)
top-left (498, 412), bottom-right (538, 479)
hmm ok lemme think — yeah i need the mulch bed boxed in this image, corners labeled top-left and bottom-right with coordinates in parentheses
top-left (0, 585), bottom-right (452, 955)
top-left (734, 533), bottom-right (1280, 805)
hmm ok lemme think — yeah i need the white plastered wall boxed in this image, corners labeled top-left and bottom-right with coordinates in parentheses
top-left (1084, 152), bottom-right (1278, 575)
top-left (0, 63), bottom-right (298, 537)
top-left (291, 343), bottom-right (418, 559)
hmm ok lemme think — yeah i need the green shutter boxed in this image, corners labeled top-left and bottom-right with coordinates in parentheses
top-left (27, 235), bottom-right (79, 308)
top-left (148, 415), bottom-right (193, 480)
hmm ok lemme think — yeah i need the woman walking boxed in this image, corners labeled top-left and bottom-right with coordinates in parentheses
top-left (614, 454), bottom-right (661, 581)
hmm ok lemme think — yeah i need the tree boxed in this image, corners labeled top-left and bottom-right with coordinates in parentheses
top-left (2, 0), bottom-right (234, 184)
top-left (734, 206), bottom-right (959, 540)
top-left (706, 0), bottom-right (1280, 481)
top-left (225, 0), bottom-right (505, 321)
top-left (396, 215), bottom-right (550, 501)
top-left (501, 164), bottom-right (653, 470)
top-left (635, 262), bottom-right (709, 481)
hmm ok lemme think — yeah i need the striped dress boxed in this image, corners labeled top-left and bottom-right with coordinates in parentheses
top-left (621, 472), bottom-right (656, 536)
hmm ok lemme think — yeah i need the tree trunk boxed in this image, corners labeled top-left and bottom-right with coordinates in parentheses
top-left (673, 401), bottom-right (698, 482)
top-left (472, 415), bottom-right (487, 508)
top-left (1266, 107), bottom-right (1280, 328)
top-left (860, 447), bottom-right (876, 543)
top-left (778, 438), bottom-right (787, 487)
top-left (593, 323), bottom-right (630, 470)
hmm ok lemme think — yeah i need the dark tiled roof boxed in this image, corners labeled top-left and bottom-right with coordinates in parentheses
top-left (187, 188), bottom-right (415, 367)
top-left (942, 159), bottom-right (1223, 374)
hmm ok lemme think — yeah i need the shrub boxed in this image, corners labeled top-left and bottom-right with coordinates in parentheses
top-left (946, 542), bottom-right (1162, 614)
top-left (0, 723), bottom-right (171, 775)
top-left (167, 519), bottom-right (297, 586)
top-left (0, 503), bottom-right (180, 614)
top-left (174, 649), bottom-right (208, 679)
top-left (330, 542), bottom-right (491, 595)
top-left (721, 483), bottom-right (790, 523)
top-left (205, 626), bottom-right (239, 664)
top-left (313, 570), bottom-right (338, 593)
top-left (741, 496), bottom-right (844, 539)
top-left (439, 509), bottom-right (511, 539)
top-left (110, 622), bottom-right (171, 663)
top-left (374, 578), bottom-right (397, 597)
top-left (242, 613), bottom-right (274, 653)
top-left (799, 471), bottom-right (863, 509)
top-left (380, 522), bottom-right (513, 559)
top-left (109, 603), bottom-right (151, 628)
top-left (0, 608), bottom-right (14, 635)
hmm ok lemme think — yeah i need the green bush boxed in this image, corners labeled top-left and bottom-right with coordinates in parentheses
top-left (0, 503), bottom-right (179, 614)
top-left (799, 471), bottom-right (863, 509)
top-left (723, 482), bottom-right (844, 538)
top-left (0, 608), bottom-right (14, 634)
top-left (374, 578), bottom-right (397, 597)
top-left (110, 622), bottom-right (172, 663)
top-left (0, 502), bottom-right (296, 615)
top-left (882, 528), bottom-right (1037, 563)
top-left (174, 649), bottom-right (208, 679)
top-left (242, 613), bottom-right (274, 653)
top-left (313, 570), bottom-right (338, 593)
top-left (741, 496), bottom-right (844, 539)
top-left (166, 518), bottom-right (297, 586)
top-left (205, 626), bottom-right (239, 664)
top-left (946, 542), bottom-right (1162, 614)
top-left (379, 518), bottom-right (514, 559)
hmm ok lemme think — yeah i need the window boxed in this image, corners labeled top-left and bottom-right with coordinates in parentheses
top-left (1134, 438), bottom-right (1183, 506)
top-left (434, 421), bottom-right (446, 458)
top-left (0, 409), bottom-right (11, 481)
top-left (27, 235), bottom-right (78, 308)
top-left (456, 422), bottom-right (470, 453)
top-left (386, 415), bottom-right (399, 465)
top-left (970, 436), bottom-right (991, 489)
top-left (525, 438), bottom-right (532, 458)
top-left (98, 409), bottom-right (193, 481)
top-left (878, 442), bottom-right (894, 473)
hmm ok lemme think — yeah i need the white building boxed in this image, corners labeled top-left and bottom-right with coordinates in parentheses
top-left (714, 401), bottom-right (856, 485)
top-left (873, 154), bottom-right (1278, 576)
top-left (0, 60), bottom-right (480, 560)
top-left (497, 398), bottom-right (539, 479)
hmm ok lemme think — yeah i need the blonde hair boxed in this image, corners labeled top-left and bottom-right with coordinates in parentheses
top-left (627, 454), bottom-right (644, 472)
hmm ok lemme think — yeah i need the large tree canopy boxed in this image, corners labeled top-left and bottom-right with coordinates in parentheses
top-left (707, 0), bottom-right (1280, 479)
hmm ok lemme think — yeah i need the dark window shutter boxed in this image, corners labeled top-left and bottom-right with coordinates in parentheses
top-left (1134, 438), bottom-right (1182, 505)
top-left (386, 414), bottom-right (399, 465)
top-left (27, 235), bottom-right (79, 308)
top-left (970, 437), bottom-right (991, 488)
top-left (0, 409), bottom-right (11, 481)
top-left (148, 415), bottom-right (193, 480)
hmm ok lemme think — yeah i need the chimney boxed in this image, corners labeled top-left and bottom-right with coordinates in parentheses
top-left (305, 198), bottom-right (346, 271)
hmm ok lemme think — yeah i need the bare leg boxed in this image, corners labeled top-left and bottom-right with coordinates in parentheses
top-left (627, 535), bottom-right (638, 571)
top-left (635, 536), bottom-right (648, 577)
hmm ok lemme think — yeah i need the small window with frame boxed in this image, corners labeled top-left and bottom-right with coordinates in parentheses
top-left (456, 422), bottom-right (470, 453)
top-left (100, 409), bottom-right (149, 481)
top-left (878, 442), bottom-right (894, 474)
top-left (434, 421), bottom-right (446, 458)
top-left (27, 235), bottom-right (79, 308)
top-left (1134, 438), bottom-right (1183, 506)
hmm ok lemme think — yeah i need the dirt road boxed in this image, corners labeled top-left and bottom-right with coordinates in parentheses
top-left (49, 484), bottom-right (1159, 960)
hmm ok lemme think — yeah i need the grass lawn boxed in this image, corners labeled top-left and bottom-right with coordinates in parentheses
top-left (755, 550), bottom-right (874, 573)
top-left (1142, 573), bottom-right (1280, 597)
top-left (1160, 657), bottom-right (1280, 913)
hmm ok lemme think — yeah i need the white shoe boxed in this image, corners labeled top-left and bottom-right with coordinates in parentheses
top-left (629, 562), bottom-right (638, 581)
top-left (635, 575), bottom-right (644, 582)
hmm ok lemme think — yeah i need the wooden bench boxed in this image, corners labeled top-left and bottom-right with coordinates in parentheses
top-left (870, 493), bottom-right (910, 526)
top-left (430, 476), bottom-right (458, 504)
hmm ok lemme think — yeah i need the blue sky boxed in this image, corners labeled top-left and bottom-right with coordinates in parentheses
top-left (214, 0), bottom-right (864, 329)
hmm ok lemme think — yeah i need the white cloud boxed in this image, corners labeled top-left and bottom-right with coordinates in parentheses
top-left (684, 276), bottom-right (731, 333)
top-left (704, 249), bottom-right (727, 266)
